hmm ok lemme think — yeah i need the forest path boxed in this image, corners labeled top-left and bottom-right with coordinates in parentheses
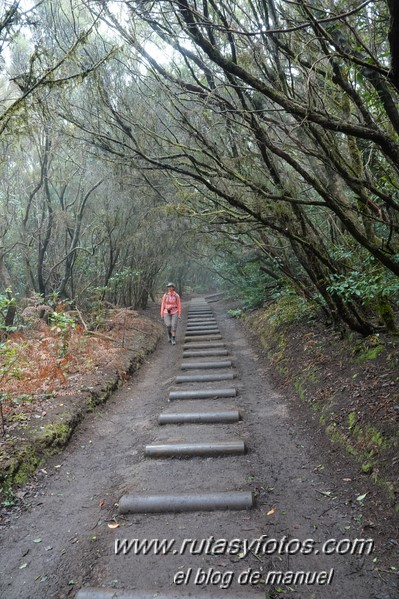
top-left (0, 297), bottom-right (397, 599)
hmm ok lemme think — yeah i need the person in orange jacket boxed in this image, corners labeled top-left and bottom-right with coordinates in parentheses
top-left (160, 282), bottom-right (181, 345)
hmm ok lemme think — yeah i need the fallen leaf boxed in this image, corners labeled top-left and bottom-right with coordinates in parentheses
top-left (356, 493), bottom-right (368, 502)
top-left (19, 563), bottom-right (28, 569)
top-left (318, 490), bottom-right (332, 497)
top-left (267, 507), bottom-right (276, 516)
top-left (33, 538), bottom-right (42, 544)
top-left (99, 500), bottom-right (105, 508)
top-left (107, 522), bottom-right (120, 529)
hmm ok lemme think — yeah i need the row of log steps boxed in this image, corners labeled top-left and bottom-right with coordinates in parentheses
top-left (118, 298), bottom-right (252, 514)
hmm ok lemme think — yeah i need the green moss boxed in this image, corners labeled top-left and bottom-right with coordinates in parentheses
top-left (350, 423), bottom-right (390, 452)
top-left (348, 411), bottom-right (357, 430)
top-left (326, 423), bottom-right (398, 506)
top-left (326, 424), bottom-right (359, 458)
top-left (227, 308), bottom-right (244, 319)
top-left (8, 412), bottom-right (29, 423)
top-left (87, 380), bottom-right (119, 412)
top-left (375, 298), bottom-right (397, 331)
top-left (1, 447), bottom-right (44, 498)
top-left (293, 378), bottom-right (306, 401)
top-left (361, 462), bottom-right (374, 474)
top-left (308, 371), bottom-right (319, 383)
top-left (357, 345), bottom-right (384, 361)
top-left (265, 293), bottom-right (317, 327)
top-left (266, 335), bottom-right (287, 366)
top-left (35, 422), bottom-right (72, 449)
top-left (13, 454), bottom-right (43, 485)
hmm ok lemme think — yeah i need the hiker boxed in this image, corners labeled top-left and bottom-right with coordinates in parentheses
top-left (160, 282), bottom-right (181, 345)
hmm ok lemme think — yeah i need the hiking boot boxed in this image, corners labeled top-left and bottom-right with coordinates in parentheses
top-left (168, 335), bottom-right (172, 343)
top-left (171, 337), bottom-right (176, 345)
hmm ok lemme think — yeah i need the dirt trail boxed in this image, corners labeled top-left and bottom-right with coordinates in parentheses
top-left (0, 297), bottom-right (397, 598)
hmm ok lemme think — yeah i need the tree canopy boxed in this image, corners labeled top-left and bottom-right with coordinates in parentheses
top-left (0, 0), bottom-right (399, 333)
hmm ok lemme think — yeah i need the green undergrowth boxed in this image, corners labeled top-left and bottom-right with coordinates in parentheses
top-left (246, 297), bottom-right (399, 512)
top-left (1, 419), bottom-right (77, 495)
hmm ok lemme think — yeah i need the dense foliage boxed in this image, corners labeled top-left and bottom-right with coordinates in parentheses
top-left (0, 1), bottom-right (399, 334)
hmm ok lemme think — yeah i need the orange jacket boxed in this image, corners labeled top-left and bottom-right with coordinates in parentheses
top-left (161, 290), bottom-right (181, 317)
